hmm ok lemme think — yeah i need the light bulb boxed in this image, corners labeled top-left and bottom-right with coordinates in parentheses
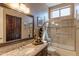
top-left (5, 3), bottom-right (19, 10)
top-left (51, 21), bottom-right (55, 24)
top-left (5, 3), bottom-right (30, 14)
top-left (20, 4), bottom-right (30, 13)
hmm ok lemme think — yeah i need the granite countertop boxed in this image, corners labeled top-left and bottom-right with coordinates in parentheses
top-left (1, 43), bottom-right (48, 56)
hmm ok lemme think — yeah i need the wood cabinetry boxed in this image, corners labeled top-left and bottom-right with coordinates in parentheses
top-left (36, 46), bottom-right (48, 56)
top-left (6, 15), bottom-right (21, 41)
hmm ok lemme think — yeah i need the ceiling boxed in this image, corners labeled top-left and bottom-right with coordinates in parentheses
top-left (24, 3), bottom-right (60, 16)
top-left (24, 3), bottom-right (48, 16)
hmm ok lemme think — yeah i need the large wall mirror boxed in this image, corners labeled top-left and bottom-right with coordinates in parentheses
top-left (22, 15), bottom-right (34, 39)
top-left (6, 14), bottom-right (34, 42)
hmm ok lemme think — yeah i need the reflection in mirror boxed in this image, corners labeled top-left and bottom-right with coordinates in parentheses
top-left (23, 16), bottom-right (34, 39)
top-left (6, 15), bottom-right (34, 42)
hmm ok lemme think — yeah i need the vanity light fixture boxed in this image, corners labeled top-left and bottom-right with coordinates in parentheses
top-left (5, 3), bottom-right (30, 14)
top-left (19, 3), bottom-right (30, 14)
top-left (5, 3), bottom-right (19, 10)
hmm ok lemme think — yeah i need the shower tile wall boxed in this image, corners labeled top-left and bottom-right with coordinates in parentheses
top-left (49, 19), bottom-right (75, 51)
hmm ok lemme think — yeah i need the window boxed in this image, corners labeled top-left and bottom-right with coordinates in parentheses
top-left (76, 5), bottom-right (79, 14)
top-left (50, 6), bottom-right (71, 18)
top-left (60, 8), bottom-right (70, 16)
top-left (51, 10), bottom-right (59, 18)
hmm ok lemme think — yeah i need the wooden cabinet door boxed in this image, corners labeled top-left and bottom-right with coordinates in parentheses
top-left (6, 15), bottom-right (21, 41)
top-left (6, 15), bottom-right (13, 41)
top-left (14, 17), bottom-right (21, 39)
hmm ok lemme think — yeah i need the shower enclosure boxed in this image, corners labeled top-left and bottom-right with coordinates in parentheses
top-left (48, 3), bottom-right (79, 55)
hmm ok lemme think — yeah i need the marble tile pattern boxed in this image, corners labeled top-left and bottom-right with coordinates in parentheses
top-left (0, 43), bottom-right (48, 56)
top-left (0, 40), bottom-right (33, 55)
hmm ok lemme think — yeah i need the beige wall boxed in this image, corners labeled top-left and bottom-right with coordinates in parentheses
top-left (0, 6), bottom-right (4, 43)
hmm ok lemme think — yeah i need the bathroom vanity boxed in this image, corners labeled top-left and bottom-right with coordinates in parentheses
top-left (0, 43), bottom-right (48, 56)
